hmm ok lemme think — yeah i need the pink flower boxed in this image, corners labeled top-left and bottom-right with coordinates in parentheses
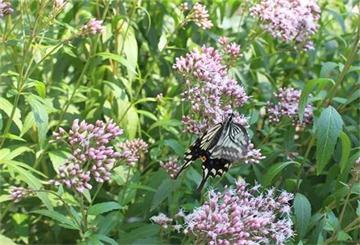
top-left (251, 0), bottom-right (320, 49)
top-left (174, 45), bottom-right (249, 133)
top-left (0, 0), bottom-right (13, 18)
top-left (267, 87), bottom-right (313, 126)
top-left (50, 119), bottom-right (123, 192)
top-left (160, 158), bottom-right (180, 179)
top-left (150, 213), bottom-right (173, 229)
top-left (183, 180), bottom-right (294, 244)
top-left (81, 18), bottom-right (104, 35)
top-left (117, 139), bottom-right (148, 167)
top-left (9, 186), bottom-right (33, 202)
top-left (191, 3), bottom-right (213, 29)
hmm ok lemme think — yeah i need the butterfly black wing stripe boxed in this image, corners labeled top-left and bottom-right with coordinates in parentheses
top-left (210, 122), bottom-right (249, 161)
top-left (175, 123), bottom-right (223, 179)
top-left (197, 158), bottom-right (231, 191)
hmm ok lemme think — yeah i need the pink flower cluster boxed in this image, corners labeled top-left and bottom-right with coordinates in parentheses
top-left (267, 87), bottom-right (313, 126)
top-left (9, 186), bottom-right (33, 203)
top-left (117, 139), bottom-right (148, 167)
top-left (184, 180), bottom-right (294, 244)
top-left (0, 0), bottom-right (13, 18)
top-left (160, 157), bottom-right (180, 179)
top-left (150, 213), bottom-right (173, 229)
top-left (50, 119), bottom-right (123, 192)
top-left (81, 18), bottom-right (104, 35)
top-left (251, 0), bottom-right (321, 49)
top-left (180, 2), bottom-right (213, 29)
top-left (174, 45), bottom-right (249, 134)
top-left (218, 37), bottom-right (241, 61)
top-left (244, 144), bottom-right (266, 164)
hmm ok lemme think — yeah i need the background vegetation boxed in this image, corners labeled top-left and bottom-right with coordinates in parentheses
top-left (0, 0), bottom-right (359, 244)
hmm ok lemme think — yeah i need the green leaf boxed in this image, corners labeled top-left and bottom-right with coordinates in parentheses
top-left (1, 146), bottom-right (33, 161)
top-left (5, 161), bottom-right (51, 209)
top-left (298, 78), bottom-right (334, 122)
top-left (294, 193), bottom-right (312, 238)
top-left (90, 234), bottom-right (118, 245)
top-left (97, 52), bottom-right (136, 74)
top-left (0, 234), bottom-right (16, 245)
top-left (315, 106), bottom-right (343, 174)
top-left (151, 179), bottom-right (172, 211)
top-left (21, 112), bottom-right (35, 136)
top-left (337, 230), bottom-right (352, 241)
top-left (339, 132), bottom-right (351, 173)
top-left (26, 95), bottom-right (49, 147)
top-left (32, 209), bottom-right (79, 230)
top-left (0, 113), bottom-right (3, 132)
top-left (0, 97), bottom-right (23, 130)
top-left (262, 161), bottom-right (297, 187)
top-left (164, 139), bottom-right (185, 155)
top-left (48, 151), bottom-right (70, 173)
top-left (88, 201), bottom-right (122, 216)
top-left (356, 201), bottom-right (360, 217)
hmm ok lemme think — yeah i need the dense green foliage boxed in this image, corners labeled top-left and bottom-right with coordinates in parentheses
top-left (0, 0), bottom-right (359, 244)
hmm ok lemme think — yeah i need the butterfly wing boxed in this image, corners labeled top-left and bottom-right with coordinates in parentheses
top-left (210, 122), bottom-right (249, 162)
top-left (174, 122), bottom-right (223, 179)
top-left (197, 158), bottom-right (231, 191)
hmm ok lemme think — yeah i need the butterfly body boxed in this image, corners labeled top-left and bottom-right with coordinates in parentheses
top-left (175, 114), bottom-right (249, 191)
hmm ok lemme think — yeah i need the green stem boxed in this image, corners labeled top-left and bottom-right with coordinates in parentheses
top-left (79, 195), bottom-right (88, 240)
top-left (91, 183), bottom-right (103, 203)
top-left (120, 167), bottom-right (132, 205)
top-left (323, 17), bottom-right (360, 106)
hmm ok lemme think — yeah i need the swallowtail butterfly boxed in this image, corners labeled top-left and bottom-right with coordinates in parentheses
top-left (175, 113), bottom-right (250, 191)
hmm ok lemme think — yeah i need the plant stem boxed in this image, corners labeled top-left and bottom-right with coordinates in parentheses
top-left (323, 17), bottom-right (360, 106)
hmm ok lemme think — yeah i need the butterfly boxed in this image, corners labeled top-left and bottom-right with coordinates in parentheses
top-left (175, 113), bottom-right (250, 191)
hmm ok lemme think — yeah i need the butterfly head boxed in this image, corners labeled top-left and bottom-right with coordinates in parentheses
top-left (224, 113), bottom-right (235, 125)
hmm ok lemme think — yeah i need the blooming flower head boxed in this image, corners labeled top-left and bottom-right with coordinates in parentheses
top-left (81, 18), bottom-right (104, 35)
top-left (160, 157), bottom-right (180, 179)
top-left (0, 0), bottom-right (13, 18)
top-left (150, 213), bottom-right (173, 229)
top-left (218, 36), bottom-right (241, 62)
top-left (174, 45), bottom-right (249, 133)
top-left (50, 119), bottom-right (123, 192)
top-left (267, 87), bottom-right (313, 126)
top-left (183, 180), bottom-right (294, 244)
top-left (181, 3), bottom-right (213, 29)
top-left (251, 0), bottom-right (321, 49)
top-left (9, 186), bottom-right (33, 202)
top-left (117, 139), bottom-right (148, 167)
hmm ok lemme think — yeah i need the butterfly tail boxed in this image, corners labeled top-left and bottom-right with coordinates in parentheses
top-left (196, 169), bottom-right (211, 192)
top-left (174, 159), bottom-right (193, 179)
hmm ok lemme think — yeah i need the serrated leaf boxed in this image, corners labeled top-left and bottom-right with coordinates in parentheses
top-left (88, 202), bottom-right (122, 216)
top-left (315, 106), bottom-right (343, 174)
top-left (294, 193), bottom-right (312, 238)
top-left (339, 132), bottom-right (351, 173)
top-left (298, 78), bottom-right (334, 122)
